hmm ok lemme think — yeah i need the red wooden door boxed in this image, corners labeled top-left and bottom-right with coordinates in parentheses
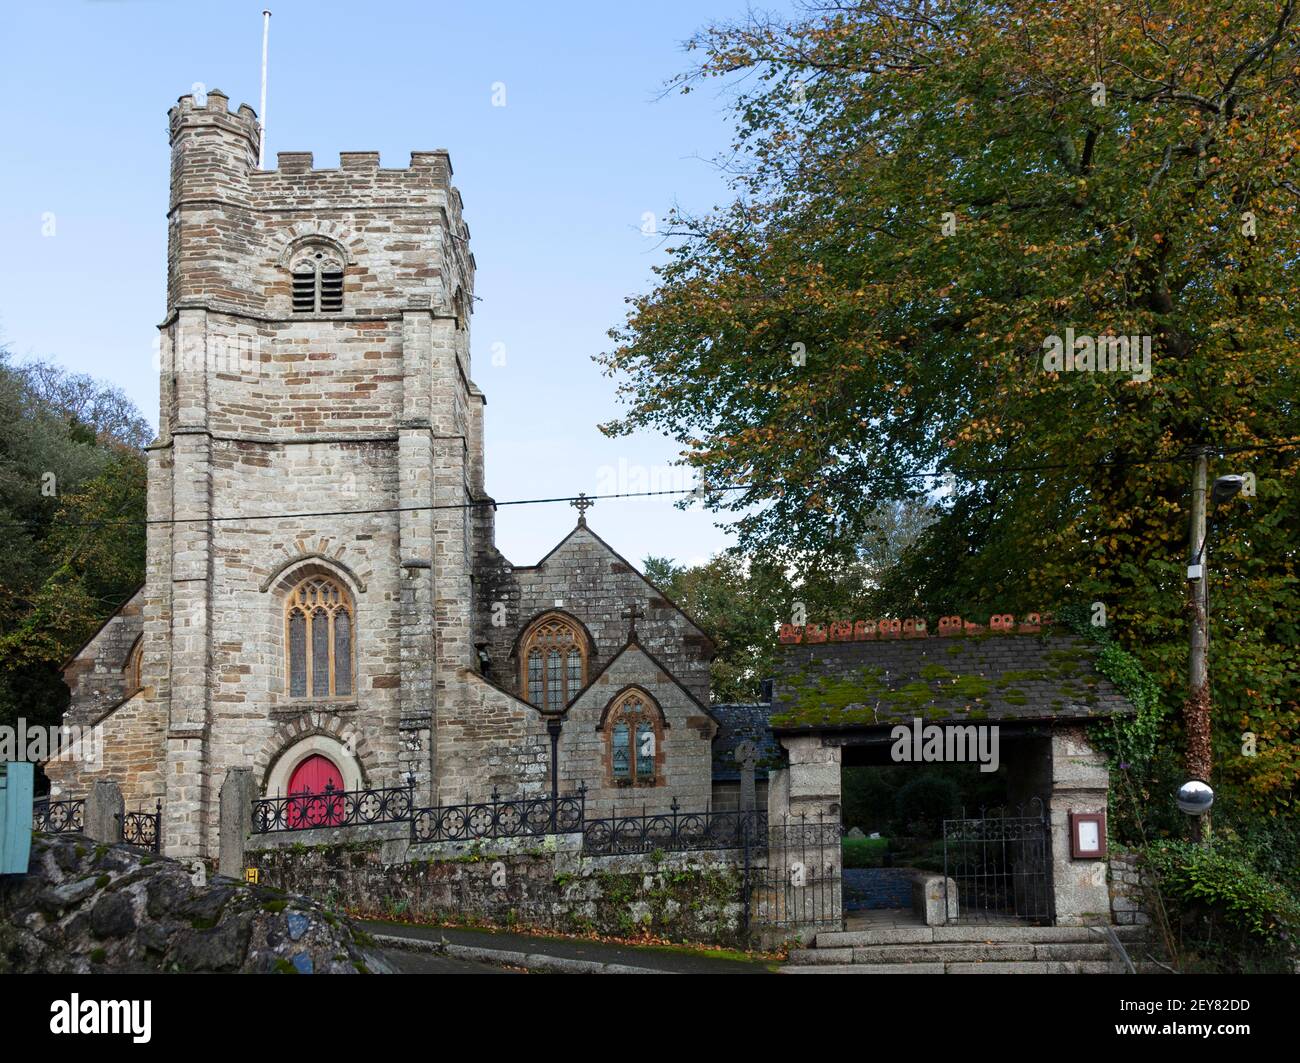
top-left (286, 754), bottom-right (344, 829)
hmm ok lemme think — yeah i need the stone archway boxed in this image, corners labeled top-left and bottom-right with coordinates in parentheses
top-left (257, 715), bottom-right (370, 797)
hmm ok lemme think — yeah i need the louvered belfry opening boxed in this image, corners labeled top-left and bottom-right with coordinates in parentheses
top-left (291, 250), bottom-right (344, 313)
top-left (319, 269), bottom-right (344, 311)
top-left (292, 268), bottom-right (317, 312)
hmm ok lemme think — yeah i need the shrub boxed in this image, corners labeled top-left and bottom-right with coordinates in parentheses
top-left (1143, 839), bottom-right (1300, 973)
top-left (891, 773), bottom-right (961, 836)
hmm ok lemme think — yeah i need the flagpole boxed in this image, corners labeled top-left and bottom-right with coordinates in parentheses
top-left (259, 10), bottom-right (272, 169)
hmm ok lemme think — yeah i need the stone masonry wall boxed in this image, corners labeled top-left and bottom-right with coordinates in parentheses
top-left (60, 590), bottom-right (145, 727)
top-left (1108, 851), bottom-right (1153, 927)
top-left (249, 833), bottom-right (750, 946)
top-left (474, 524), bottom-right (714, 706)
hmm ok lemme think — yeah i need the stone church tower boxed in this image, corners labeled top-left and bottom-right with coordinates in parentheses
top-left (48, 91), bottom-right (738, 861)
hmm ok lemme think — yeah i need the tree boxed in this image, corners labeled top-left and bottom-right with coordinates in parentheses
top-left (604, 1), bottom-right (1300, 812)
top-left (0, 348), bottom-right (149, 745)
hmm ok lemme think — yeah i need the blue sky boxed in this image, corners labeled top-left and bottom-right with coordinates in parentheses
top-left (0, 0), bottom-right (791, 567)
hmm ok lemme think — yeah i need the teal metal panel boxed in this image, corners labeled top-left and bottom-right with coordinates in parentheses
top-left (0, 762), bottom-right (34, 874)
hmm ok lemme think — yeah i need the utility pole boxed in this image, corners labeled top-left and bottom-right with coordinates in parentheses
top-left (1184, 446), bottom-right (1212, 841)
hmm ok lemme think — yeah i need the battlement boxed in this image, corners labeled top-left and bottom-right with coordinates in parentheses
top-left (165, 89), bottom-right (473, 318)
top-left (266, 149), bottom-right (454, 176)
top-left (168, 91), bottom-right (463, 196)
top-left (169, 90), bottom-right (261, 141)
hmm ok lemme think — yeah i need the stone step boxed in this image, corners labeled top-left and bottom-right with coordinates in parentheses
top-left (815, 924), bottom-right (1145, 949)
top-left (783, 962), bottom-right (947, 975)
top-left (789, 941), bottom-right (1117, 966)
top-left (946, 960), bottom-right (1120, 974)
top-left (782, 959), bottom-right (1122, 974)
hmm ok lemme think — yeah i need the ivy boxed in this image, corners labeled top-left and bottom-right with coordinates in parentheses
top-left (1057, 603), bottom-right (1166, 770)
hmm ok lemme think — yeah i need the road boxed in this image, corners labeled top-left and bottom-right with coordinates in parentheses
top-left (379, 949), bottom-right (524, 974)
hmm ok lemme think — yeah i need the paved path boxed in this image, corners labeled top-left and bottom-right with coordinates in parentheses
top-left (363, 920), bottom-right (775, 975)
top-left (380, 948), bottom-right (523, 974)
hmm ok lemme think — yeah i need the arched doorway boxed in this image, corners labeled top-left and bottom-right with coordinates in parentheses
top-left (286, 754), bottom-right (345, 829)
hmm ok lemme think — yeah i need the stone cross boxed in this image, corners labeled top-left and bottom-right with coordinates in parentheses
top-left (571, 492), bottom-right (594, 524)
top-left (735, 739), bottom-right (758, 814)
top-left (622, 603), bottom-right (644, 638)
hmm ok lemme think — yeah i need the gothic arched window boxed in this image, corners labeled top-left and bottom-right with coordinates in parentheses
top-left (124, 638), bottom-right (143, 695)
top-left (519, 614), bottom-right (587, 710)
top-left (604, 689), bottom-right (663, 786)
top-left (285, 575), bottom-right (354, 698)
top-left (290, 247), bottom-right (344, 313)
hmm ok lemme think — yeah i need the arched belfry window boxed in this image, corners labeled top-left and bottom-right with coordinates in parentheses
top-left (291, 247), bottom-right (344, 313)
top-left (605, 689), bottom-right (662, 786)
top-left (285, 575), bottom-right (354, 698)
top-left (519, 614), bottom-right (587, 711)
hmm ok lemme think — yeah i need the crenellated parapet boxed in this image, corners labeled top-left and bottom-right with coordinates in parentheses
top-left (165, 90), bottom-right (473, 326)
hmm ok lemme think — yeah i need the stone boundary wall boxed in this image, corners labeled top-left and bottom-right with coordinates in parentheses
top-left (1108, 851), bottom-right (1152, 927)
top-left (248, 830), bottom-right (758, 946)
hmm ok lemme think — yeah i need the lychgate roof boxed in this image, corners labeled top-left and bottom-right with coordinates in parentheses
top-left (771, 631), bottom-right (1134, 732)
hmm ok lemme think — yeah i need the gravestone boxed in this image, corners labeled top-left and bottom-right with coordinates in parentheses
top-left (735, 739), bottom-right (757, 814)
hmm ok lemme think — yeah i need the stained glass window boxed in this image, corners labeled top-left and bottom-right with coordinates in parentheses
top-left (528, 650), bottom-right (543, 705)
top-left (519, 615), bottom-right (586, 709)
top-left (289, 613), bottom-right (307, 697)
top-left (635, 722), bottom-right (655, 777)
top-left (333, 611), bottom-right (352, 696)
top-left (285, 575), bottom-right (354, 698)
top-left (567, 649), bottom-right (583, 695)
top-left (311, 608), bottom-right (330, 697)
top-left (547, 650), bottom-right (563, 711)
top-left (612, 723), bottom-right (630, 779)
top-left (606, 690), bottom-right (660, 785)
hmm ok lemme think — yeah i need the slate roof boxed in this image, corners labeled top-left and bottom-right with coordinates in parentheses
top-left (771, 633), bottom-right (1134, 732)
top-left (710, 702), bottom-right (781, 780)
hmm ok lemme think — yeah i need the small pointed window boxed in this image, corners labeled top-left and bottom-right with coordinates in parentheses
top-left (519, 614), bottom-right (587, 709)
top-left (604, 690), bottom-right (662, 786)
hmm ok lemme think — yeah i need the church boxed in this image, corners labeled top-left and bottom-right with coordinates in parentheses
top-left (47, 90), bottom-right (758, 860)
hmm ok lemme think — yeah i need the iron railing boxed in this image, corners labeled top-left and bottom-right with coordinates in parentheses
top-left (117, 800), bottom-right (162, 853)
top-left (33, 795), bottom-right (161, 853)
top-left (251, 782), bottom-right (415, 834)
top-left (32, 797), bottom-right (84, 835)
top-left (411, 786), bottom-right (586, 844)
top-left (582, 799), bottom-right (767, 855)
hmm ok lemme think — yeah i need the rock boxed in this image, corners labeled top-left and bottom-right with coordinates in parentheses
top-left (90, 892), bottom-right (137, 938)
top-left (145, 873), bottom-right (190, 919)
top-left (846, 827), bottom-right (866, 839)
top-left (0, 835), bottom-right (385, 974)
top-left (40, 877), bottom-right (101, 910)
top-left (169, 913), bottom-right (253, 972)
top-left (183, 883), bottom-right (235, 925)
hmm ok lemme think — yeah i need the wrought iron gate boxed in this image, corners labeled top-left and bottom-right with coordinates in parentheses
top-left (742, 813), bottom-right (842, 935)
top-left (942, 798), bottom-right (1051, 924)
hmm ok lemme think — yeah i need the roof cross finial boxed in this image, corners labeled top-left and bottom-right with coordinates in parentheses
top-left (571, 492), bottom-right (594, 525)
top-left (622, 602), bottom-right (644, 638)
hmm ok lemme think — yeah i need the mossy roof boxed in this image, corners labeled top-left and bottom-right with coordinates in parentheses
top-left (770, 634), bottom-right (1134, 732)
